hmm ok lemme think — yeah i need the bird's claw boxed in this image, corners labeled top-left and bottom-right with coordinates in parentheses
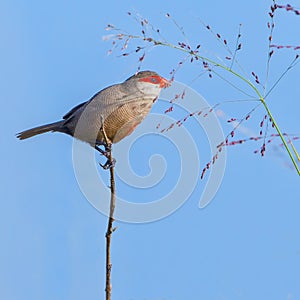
top-left (100, 158), bottom-right (116, 170)
top-left (95, 145), bottom-right (111, 158)
top-left (104, 143), bottom-right (112, 152)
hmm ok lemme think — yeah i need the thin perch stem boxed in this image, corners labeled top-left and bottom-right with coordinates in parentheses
top-left (105, 159), bottom-right (116, 300)
top-left (100, 117), bottom-right (116, 300)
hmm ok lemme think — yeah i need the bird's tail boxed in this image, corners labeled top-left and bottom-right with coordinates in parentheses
top-left (16, 121), bottom-right (64, 140)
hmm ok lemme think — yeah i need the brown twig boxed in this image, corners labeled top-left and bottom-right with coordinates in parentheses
top-left (100, 116), bottom-right (116, 300)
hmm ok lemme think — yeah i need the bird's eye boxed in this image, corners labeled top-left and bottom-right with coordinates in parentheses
top-left (150, 77), bottom-right (159, 83)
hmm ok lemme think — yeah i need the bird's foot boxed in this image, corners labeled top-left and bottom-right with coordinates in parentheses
top-left (95, 144), bottom-right (115, 169)
top-left (104, 143), bottom-right (112, 152)
top-left (100, 158), bottom-right (116, 170)
top-left (95, 144), bottom-right (111, 158)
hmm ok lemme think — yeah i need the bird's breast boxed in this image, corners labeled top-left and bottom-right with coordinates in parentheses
top-left (103, 98), bottom-right (154, 143)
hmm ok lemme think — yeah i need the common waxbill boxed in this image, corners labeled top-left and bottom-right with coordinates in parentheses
top-left (17, 71), bottom-right (170, 166)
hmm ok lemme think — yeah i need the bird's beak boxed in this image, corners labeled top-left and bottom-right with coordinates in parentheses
top-left (160, 77), bottom-right (171, 89)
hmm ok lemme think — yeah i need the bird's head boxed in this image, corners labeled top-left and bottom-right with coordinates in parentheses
top-left (125, 70), bottom-right (171, 97)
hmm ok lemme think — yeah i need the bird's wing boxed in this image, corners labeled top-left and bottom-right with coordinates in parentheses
top-left (62, 85), bottom-right (119, 121)
top-left (62, 101), bottom-right (89, 120)
top-left (62, 83), bottom-right (153, 124)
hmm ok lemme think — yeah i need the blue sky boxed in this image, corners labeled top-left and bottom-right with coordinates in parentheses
top-left (1, 0), bottom-right (300, 299)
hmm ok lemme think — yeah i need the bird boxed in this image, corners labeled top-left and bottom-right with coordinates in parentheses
top-left (16, 70), bottom-right (170, 168)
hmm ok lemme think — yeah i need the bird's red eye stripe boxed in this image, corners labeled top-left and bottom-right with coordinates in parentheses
top-left (139, 75), bottom-right (170, 88)
top-left (139, 75), bottom-right (161, 84)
